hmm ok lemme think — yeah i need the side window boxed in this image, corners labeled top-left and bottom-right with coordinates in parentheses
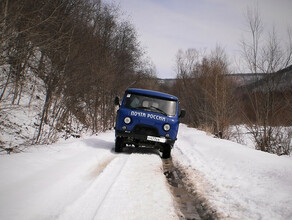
top-left (130, 97), bottom-right (140, 108)
top-left (125, 93), bottom-right (140, 108)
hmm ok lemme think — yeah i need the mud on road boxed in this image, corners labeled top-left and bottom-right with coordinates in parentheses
top-left (162, 158), bottom-right (218, 220)
top-left (122, 146), bottom-right (218, 219)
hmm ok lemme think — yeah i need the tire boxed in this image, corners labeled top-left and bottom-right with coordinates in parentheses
top-left (162, 144), bottom-right (171, 159)
top-left (115, 137), bottom-right (123, 153)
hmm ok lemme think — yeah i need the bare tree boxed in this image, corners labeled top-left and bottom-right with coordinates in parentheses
top-left (173, 47), bottom-right (237, 138)
top-left (240, 6), bottom-right (292, 154)
top-left (0, 0), bottom-right (159, 149)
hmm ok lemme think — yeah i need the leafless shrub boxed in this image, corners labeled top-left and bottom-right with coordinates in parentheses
top-left (239, 5), bottom-right (292, 155)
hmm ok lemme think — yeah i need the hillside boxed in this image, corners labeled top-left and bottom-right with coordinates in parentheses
top-left (243, 65), bottom-right (292, 91)
top-left (158, 65), bottom-right (292, 89)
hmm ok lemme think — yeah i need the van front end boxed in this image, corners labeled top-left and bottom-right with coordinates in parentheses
top-left (114, 89), bottom-right (185, 159)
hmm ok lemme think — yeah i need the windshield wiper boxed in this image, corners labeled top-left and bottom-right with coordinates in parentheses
top-left (149, 106), bottom-right (167, 115)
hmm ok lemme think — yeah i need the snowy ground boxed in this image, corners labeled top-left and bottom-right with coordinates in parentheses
top-left (0, 125), bottom-right (292, 219)
top-left (173, 124), bottom-right (292, 220)
top-left (0, 132), bottom-right (178, 220)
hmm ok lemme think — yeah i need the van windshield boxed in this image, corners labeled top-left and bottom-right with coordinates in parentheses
top-left (124, 93), bottom-right (177, 116)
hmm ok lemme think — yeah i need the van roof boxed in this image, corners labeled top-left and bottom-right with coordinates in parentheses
top-left (126, 88), bottom-right (178, 101)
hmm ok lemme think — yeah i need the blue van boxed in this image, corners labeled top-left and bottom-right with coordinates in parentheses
top-left (114, 88), bottom-right (185, 158)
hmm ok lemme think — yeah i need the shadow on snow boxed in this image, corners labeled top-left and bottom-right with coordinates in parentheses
top-left (79, 138), bottom-right (161, 157)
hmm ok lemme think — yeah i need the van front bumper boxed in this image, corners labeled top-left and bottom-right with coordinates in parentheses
top-left (115, 130), bottom-right (176, 145)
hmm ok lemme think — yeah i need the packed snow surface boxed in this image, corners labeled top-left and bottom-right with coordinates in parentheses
top-left (173, 124), bottom-right (292, 219)
top-left (0, 132), bottom-right (178, 220)
top-left (0, 124), bottom-right (292, 219)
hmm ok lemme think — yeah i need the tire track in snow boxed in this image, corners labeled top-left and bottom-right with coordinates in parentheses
top-left (86, 155), bottom-right (116, 179)
top-left (0, 151), bottom-right (117, 220)
top-left (92, 155), bottom-right (129, 218)
top-left (163, 157), bottom-right (221, 220)
top-left (57, 155), bottom-right (129, 220)
top-left (163, 158), bottom-right (201, 220)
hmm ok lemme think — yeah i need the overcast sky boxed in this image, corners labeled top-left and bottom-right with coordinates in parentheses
top-left (106, 0), bottom-right (292, 78)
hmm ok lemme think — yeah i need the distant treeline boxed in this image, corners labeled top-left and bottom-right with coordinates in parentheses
top-left (158, 47), bottom-right (292, 155)
top-left (159, 6), bottom-right (292, 155)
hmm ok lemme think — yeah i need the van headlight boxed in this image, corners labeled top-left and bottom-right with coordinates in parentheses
top-left (124, 117), bottom-right (131, 124)
top-left (163, 123), bottom-right (170, 131)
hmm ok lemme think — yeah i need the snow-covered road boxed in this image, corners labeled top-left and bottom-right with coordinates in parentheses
top-left (1, 125), bottom-right (292, 220)
top-left (0, 132), bottom-right (178, 220)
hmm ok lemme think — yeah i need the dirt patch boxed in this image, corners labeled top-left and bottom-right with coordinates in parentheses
top-left (163, 159), bottom-right (219, 220)
top-left (87, 155), bottom-right (116, 179)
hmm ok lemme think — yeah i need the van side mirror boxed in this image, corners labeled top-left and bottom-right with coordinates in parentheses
top-left (114, 97), bottom-right (120, 106)
top-left (179, 109), bottom-right (186, 118)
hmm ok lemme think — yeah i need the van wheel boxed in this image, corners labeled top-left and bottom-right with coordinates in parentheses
top-left (115, 137), bottom-right (124, 152)
top-left (162, 144), bottom-right (171, 159)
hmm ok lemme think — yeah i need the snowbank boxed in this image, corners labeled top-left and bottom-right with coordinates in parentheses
top-left (173, 124), bottom-right (292, 219)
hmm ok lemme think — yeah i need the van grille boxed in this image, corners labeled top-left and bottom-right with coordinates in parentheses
top-left (132, 125), bottom-right (159, 136)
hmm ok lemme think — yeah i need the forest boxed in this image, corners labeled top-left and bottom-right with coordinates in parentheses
top-left (1, 1), bottom-right (291, 155)
top-left (0, 0), bottom-right (158, 146)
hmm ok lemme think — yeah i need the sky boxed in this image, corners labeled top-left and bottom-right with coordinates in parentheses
top-left (105, 0), bottom-right (292, 78)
